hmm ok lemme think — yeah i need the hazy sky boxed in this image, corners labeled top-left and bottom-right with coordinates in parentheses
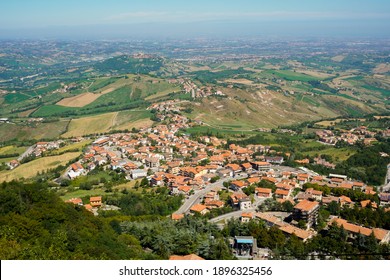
top-left (1, 0), bottom-right (389, 39)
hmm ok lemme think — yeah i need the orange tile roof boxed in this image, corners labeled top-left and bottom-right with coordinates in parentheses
top-left (230, 192), bottom-right (248, 203)
top-left (339, 195), bottom-right (352, 204)
top-left (372, 228), bottom-right (389, 241)
top-left (247, 177), bottom-right (261, 184)
top-left (190, 204), bottom-right (207, 213)
top-left (294, 200), bottom-right (319, 212)
top-left (84, 204), bottom-right (93, 211)
top-left (305, 188), bottom-right (323, 196)
top-left (276, 183), bottom-right (292, 190)
top-left (66, 198), bottom-right (82, 205)
top-left (279, 224), bottom-right (312, 240)
top-left (275, 189), bottom-right (290, 196)
top-left (241, 212), bottom-right (253, 218)
top-left (210, 155), bottom-right (224, 161)
top-left (295, 159), bottom-right (310, 164)
top-left (253, 161), bottom-right (270, 166)
top-left (332, 218), bottom-right (372, 236)
top-left (226, 163), bottom-right (241, 171)
top-left (312, 176), bottom-right (324, 181)
top-left (90, 196), bottom-right (102, 202)
top-left (205, 200), bottom-right (225, 208)
top-left (262, 176), bottom-right (278, 183)
top-left (331, 178), bottom-right (344, 183)
top-left (169, 254), bottom-right (204, 260)
top-left (171, 213), bottom-right (185, 220)
top-left (232, 180), bottom-right (247, 187)
top-left (71, 162), bottom-right (83, 171)
top-left (339, 182), bottom-right (353, 189)
top-left (178, 186), bottom-right (192, 193)
top-left (255, 213), bottom-right (281, 225)
top-left (256, 187), bottom-right (272, 194)
top-left (360, 200), bottom-right (377, 208)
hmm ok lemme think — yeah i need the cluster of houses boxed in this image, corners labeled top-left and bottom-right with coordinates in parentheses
top-left (170, 78), bottom-right (225, 99)
top-left (53, 82), bottom-right (78, 94)
top-left (65, 195), bottom-right (120, 216)
top-left (7, 140), bottom-right (64, 170)
top-left (187, 167), bottom-right (390, 243)
top-left (295, 157), bottom-right (335, 169)
top-left (148, 100), bottom-right (191, 123)
top-left (147, 100), bottom-right (183, 113)
top-left (65, 196), bottom-right (102, 215)
top-left (65, 119), bottom-right (280, 188)
top-left (30, 141), bottom-right (63, 157)
top-left (316, 126), bottom-right (379, 146)
top-left (54, 103), bottom-right (390, 245)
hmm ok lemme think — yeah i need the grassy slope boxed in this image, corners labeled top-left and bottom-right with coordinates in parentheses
top-left (61, 109), bottom-right (153, 137)
top-left (0, 152), bottom-right (80, 182)
top-left (62, 112), bottom-right (117, 138)
top-left (112, 110), bottom-right (153, 131)
top-left (0, 120), bottom-right (70, 142)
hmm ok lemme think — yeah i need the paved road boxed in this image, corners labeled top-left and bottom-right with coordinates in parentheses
top-left (17, 145), bottom-right (35, 161)
top-left (209, 209), bottom-right (254, 223)
top-left (174, 173), bottom-right (247, 215)
top-left (381, 164), bottom-right (390, 192)
top-left (209, 209), bottom-right (291, 224)
top-left (209, 197), bottom-right (266, 223)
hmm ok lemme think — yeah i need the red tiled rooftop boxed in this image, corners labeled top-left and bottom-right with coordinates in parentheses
top-left (294, 200), bottom-right (319, 212)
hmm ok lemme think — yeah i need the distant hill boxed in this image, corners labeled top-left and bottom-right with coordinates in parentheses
top-left (94, 55), bottom-right (164, 75)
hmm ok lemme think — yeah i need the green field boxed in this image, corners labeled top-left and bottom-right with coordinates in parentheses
top-left (114, 110), bottom-right (152, 126)
top-left (362, 85), bottom-right (390, 97)
top-left (268, 70), bottom-right (320, 82)
top-left (0, 157), bottom-right (16, 164)
top-left (0, 120), bottom-right (70, 142)
top-left (0, 145), bottom-right (27, 163)
top-left (32, 104), bottom-right (76, 117)
top-left (48, 140), bottom-right (92, 155)
top-left (112, 110), bottom-right (154, 131)
top-left (86, 85), bottom-right (134, 107)
top-left (89, 77), bottom-right (121, 92)
top-left (62, 112), bottom-right (117, 138)
top-left (305, 146), bottom-right (356, 162)
top-left (185, 126), bottom-right (258, 138)
top-left (59, 188), bottom-right (108, 201)
top-left (0, 145), bottom-right (27, 156)
top-left (4, 92), bottom-right (33, 104)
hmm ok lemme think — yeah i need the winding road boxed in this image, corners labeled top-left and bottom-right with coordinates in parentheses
top-left (174, 173), bottom-right (248, 215)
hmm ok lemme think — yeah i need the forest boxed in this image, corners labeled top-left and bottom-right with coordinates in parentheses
top-left (0, 181), bottom-right (156, 259)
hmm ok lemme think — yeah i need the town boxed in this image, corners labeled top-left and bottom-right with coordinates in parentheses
top-left (4, 101), bottom-right (389, 260)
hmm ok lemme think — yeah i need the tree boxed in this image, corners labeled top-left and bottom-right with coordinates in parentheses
top-left (140, 177), bottom-right (149, 187)
top-left (210, 176), bottom-right (220, 183)
top-left (297, 220), bottom-right (307, 229)
top-left (209, 238), bottom-right (234, 260)
top-left (282, 200), bottom-right (294, 212)
top-left (328, 201), bottom-right (341, 215)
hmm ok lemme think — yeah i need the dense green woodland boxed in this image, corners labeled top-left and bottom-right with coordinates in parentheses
top-left (104, 187), bottom-right (184, 216)
top-left (0, 181), bottom-right (156, 259)
top-left (94, 56), bottom-right (163, 74)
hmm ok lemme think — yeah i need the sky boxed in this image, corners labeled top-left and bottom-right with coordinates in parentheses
top-left (0, 0), bottom-right (389, 39)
